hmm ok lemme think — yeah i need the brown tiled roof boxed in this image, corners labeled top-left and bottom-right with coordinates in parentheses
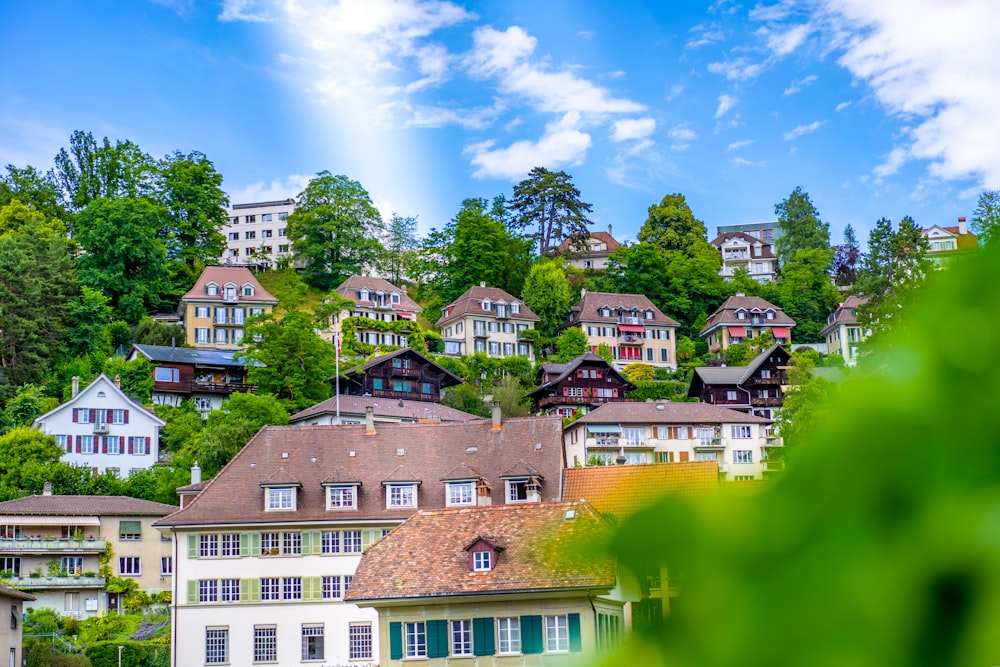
top-left (436, 285), bottom-right (539, 327)
top-left (0, 585), bottom-right (35, 602)
top-left (261, 467), bottom-right (301, 486)
top-left (180, 266), bottom-right (277, 303)
top-left (0, 495), bottom-right (177, 516)
top-left (528, 352), bottom-right (635, 399)
top-left (700, 294), bottom-right (795, 336)
top-left (345, 501), bottom-right (616, 602)
top-left (566, 290), bottom-right (680, 327)
top-left (573, 400), bottom-right (772, 425)
top-left (556, 231), bottom-right (620, 256)
top-left (340, 348), bottom-right (464, 388)
top-left (321, 467), bottom-right (362, 485)
top-left (441, 463), bottom-right (484, 481)
top-left (288, 394), bottom-right (481, 424)
top-left (155, 418), bottom-right (565, 527)
top-left (820, 295), bottom-right (869, 336)
top-left (176, 482), bottom-right (208, 493)
top-left (709, 231), bottom-right (777, 259)
top-left (335, 275), bottom-right (422, 313)
top-left (562, 462), bottom-right (719, 518)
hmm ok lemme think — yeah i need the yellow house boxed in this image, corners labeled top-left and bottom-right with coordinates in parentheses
top-left (347, 501), bottom-right (627, 665)
top-left (179, 267), bottom-right (277, 349)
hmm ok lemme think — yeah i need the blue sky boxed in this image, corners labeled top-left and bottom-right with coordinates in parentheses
top-left (2, 0), bottom-right (997, 247)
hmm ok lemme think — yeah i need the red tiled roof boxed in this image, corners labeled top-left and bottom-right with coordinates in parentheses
top-left (562, 461), bottom-right (719, 518)
top-left (345, 501), bottom-right (616, 602)
top-left (180, 266), bottom-right (277, 303)
top-left (288, 394), bottom-right (481, 424)
top-left (555, 231), bottom-right (621, 256)
top-left (436, 285), bottom-right (539, 327)
top-left (335, 275), bottom-right (422, 313)
top-left (566, 291), bottom-right (680, 327)
top-left (709, 231), bottom-right (777, 259)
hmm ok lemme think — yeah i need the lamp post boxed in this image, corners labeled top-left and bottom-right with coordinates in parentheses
top-left (118, 645), bottom-right (123, 667)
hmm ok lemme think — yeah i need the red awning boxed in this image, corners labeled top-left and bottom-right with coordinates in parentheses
top-left (396, 312), bottom-right (415, 320)
top-left (618, 324), bottom-right (645, 333)
top-left (771, 326), bottom-right (790, 338)
top-left (727, 326), bottom-right (746, 337)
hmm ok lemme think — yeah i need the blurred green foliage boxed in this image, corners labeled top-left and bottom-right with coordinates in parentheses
top-left (593, 247), bottom-right (1000, 666)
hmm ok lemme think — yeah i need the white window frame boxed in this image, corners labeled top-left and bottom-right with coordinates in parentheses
top-left (254, 625), bottom-right (277, 663)
top-left (405, 622), bottom-right (427, 658)
top-left (118, 556), bottom-right (141, 576)
top-left (473, 550), bottom-right (492, 571)
top-left (731, 425), bottom-right (753, 439)
top-left (452, 619), bottom-right (472, 656)
top-left (544, 615), bottom-right (569, 653)
top-left (326, 485), bottom-right (356, 509)
top-left (733, 450), bottom-right (753, 464)
top-left (387, 483), bottom-right (417, 509)
top-left (266, 487), bottom-right (295, 511)
top-left (446, 481), bottom-right (474, 507)
top-left (349, 623), bottom-right (373, 660)
top-left (302, 624), bottom-right (324, 661)
top-left (206, 627), bottom-right (228, 664)
top-left (497, 617), bottom-right (521, 655)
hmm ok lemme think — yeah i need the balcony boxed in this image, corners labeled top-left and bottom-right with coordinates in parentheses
top-left (765, 436), bottom-right (783, 447)
top-left (537, 396), bottom-right (635, 408)
top-left (616, 316), bottom-right (641, 325)
top-left (7, 574), bottom-right (105, 589)
top-left (214, 317), bottom-right (246, 327)
top-left (694, 438), bottom-right (725, 450)
top-left (588, 437), bottom-right (620, 448)
top-left (619, 334), bottom-right (643, 344)
top-left (93, 422), bottom-right (109, 434)
top-left (387, 366), bottom-right (421, 378)
top-left (0, 537), bottom-right (106, 553)
top-left (755, 376), bottom-right (783, 385)
top-left (472, 329), bottom-right (488, 339)
top-left (192, 381), bottom-right (257, 395)
top-left (751, 397), bottom-right (783, 407)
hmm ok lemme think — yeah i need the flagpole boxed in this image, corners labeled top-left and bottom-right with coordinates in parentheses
top-left (335, 332), bottom-right (341, 425)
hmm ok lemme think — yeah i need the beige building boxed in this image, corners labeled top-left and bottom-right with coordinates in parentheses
top-left (710, 231), bottom-right (778, 283)
top-left (437, 284), bottom-right (539, 361)
top-left (564, 290), bottom-right (679, 370)
top-left (552, 229), bottom-right (620, 270)
top-left (179, 266), bottom-right (278, 349)
top-left (0, 489), bottom-right (175, 617)
top-left (821, 296), bottom-right (869, 366)
top-left (325, 275), bottom-right (422, 350)
top-left (700, 293), bottom-right (796, 355)
top-left (221, 199), bottom-right (295, 269)
top-left (0, 586), bottom-right (34, 667)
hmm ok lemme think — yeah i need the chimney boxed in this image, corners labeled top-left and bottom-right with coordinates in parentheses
top-left (607, 224), bottom-right (613, 237)
top-left (479, 281), bottom-right (486, 287)
top-left (191, 462), bottom-right (202, 485)
top-left (365, 406), bottom-right (375, 435)
top-left (171, 337), bottom-right (176, 349)
top-left (71, 376), bottom-right (80, 398)
top-left (580, 288), bottom-right (587, 298)
top-left (114, 374), bottom-right (121, 388)
top-left (735, 292), bottom-right (745, 297)
top-left (958, 216), bottom-right (967, 235)
top-left (42, 482), bottom-right (53, 496)
top-left (491, 402), bottom-right (502, 431)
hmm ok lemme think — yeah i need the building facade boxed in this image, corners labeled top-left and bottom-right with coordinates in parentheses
top-left (328, 276), bottom-right (423, 350)
top-left (156, 416), bottom-right (565, 667)
top-left (551, 228), bottom-right (620, 270)
top-left (710, 231), bottom-right (778, 283)
top-left (527, 352), bottom-right (635, 417)
top-left (0, 490), bottom-right (174, 617)
top-left (337, 348), bottom-right (464, 403)
top-left (688, 344), bottom-right (791, 421)
top-left (0, 586), bottom-right (34, 667)
top-left (564, 290), bottom-right (679, 370)
top-left (32, 374), bottom-right (164, 475)
top-left (220, 199), bottom-right (295, 269)
top-left (179, 266), bottom-right (278, 350)
top-left (436, 284), bottom-right (539, 362)
top-left (129, 344), bottom-right (256, 412)
top-left (562, 401), bottom-right (778, 480)
top-left (921, 218), bottom-right (979, 266)
top-left (289, 396), bottom-right (481, 426)
top-left (700, 293), bottom-right (796, 355)
top-left (820, 296), bottom-right (869, 366)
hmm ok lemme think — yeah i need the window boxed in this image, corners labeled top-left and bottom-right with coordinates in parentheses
top-left (760, 369), bottom-right (772, 379)
top-left (200, 534), bottom-right (218, 557)
top-left (228, 232), bottom-right (239, 241)
top-left (447, 481), bottom-right (474, 506)
top-left (106, 436), bottom-right (122, 455)
top-left (283, 577), bottom-right (302, 600)
top-left (199, 579), bottom-right (218, 603)
top-left (473, 551), bottom-right (492, 571)
top-left (119, 521), bottom-right (141, 541)
top-left (261, 229), bottom-right (272, 239)
top-left (622, 427), bottom-right (645, 447)
top-left (266, 487), bottom-right (295, 511)
top-left (206, 628), bottom-right (228, 664)
top-left (733, 450), bottom-right (753, 464)
top-left (160, 557), bottom-right (172, 576)
top-left (64, 592), bottom-right (79, 612)
top-left (0, 557), bottom-right (20, 576)
top-left (507, 479), bottom-right (528, 502)
top-left (726, 390), bottom-right (739, 401)
top-left (61, 557), bottom-right (83, 574)
top-left (498, 617), bottom-right (520, 654)
top-left (302, 625), bottom-right (324, 661)
top-left (545, 615), bottom-right (569, 652)
top-left (214, 328), bottom-right (228, 344)
top-left (206, 283), bottom-right (219, 296)
top-left (261, 532), bottom-right (280, 553)
top-left (452, 620), bottom-right (472, 656)
top-left (221, 533), bottom-right (239, 557)
top-left (349, 624), bottom-right (373, 660)
top-left (246, 215), bottom-right (256, 224)
top-left (327, 486), bottom-right (356, 509)
top-left (736, 310), bottom-right (746, 320)
top-left (195, 328), bottom-right (210, 343)
top-left (245, 231), bottom-right (256, 239)
top-left (488, 341), bottom-right (500, 355)
top-left (119, 557), bottom-right (141, 576)
top-left (661, 348), bottom-right (669, 362)
top-left (220, 578), bottom-right (239, 602)
top-left (344, 530), bottom-right (362, 553)
top-left (130, 437), bottom-right (149, 455)
top-left (405, 622), bottom-right (427, 658)
top-left (321, 531), bottom-right (340, 554)
top-left (322, 576), bottom-right (343, 599)
top-left (283, 532), bottom-right (302, 555)
top-left (731, 425), bottom-right (753, 439)
top-left (80, 435), bottom-right (95, 454)
top-left (254, 625), bottom-right (277, 663)
top-left (387, 484), bottom-right (416, 508)
top-left (261, 577), bottom-right (280, 601)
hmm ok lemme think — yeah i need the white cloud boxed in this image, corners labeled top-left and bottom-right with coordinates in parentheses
top-left (401, 102), bottom-right (502, 129)
top-left (731, 157), bottom-right (765, 167)
top-left (765, 23), bottom-right (810, 55)
top-left (817, 0), bottom-right (1000, 186)
top-left (227, 174), bottom-right (313, 203)
top-left (727, 139), bottom-right (754, 151)
top-left (835, 100), bottom-right (851, 111)
top-left (465, 114), bottom-right (592, 179)
top-left (784, 74), bottom-right (818, 95)
top-left (613, 118), bottom-right (656, 143)
top-left (218, 0), bottom-right (272, 22)
top-left (686, 24), bottom-right (725, 49)
top-left (577, 29), bottom-right (595, 39)
top-left (784, 120), bottom-right (823, 140)
top-left (748, 2), bottom-right (795, 21)
top-left (666, 124), bottom-right (697, 151)
top-left (716, 94), bottom-right (738, 118)
top-left (708, 58), bottom-right (766, 81)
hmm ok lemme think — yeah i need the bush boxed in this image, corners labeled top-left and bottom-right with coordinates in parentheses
top-left (25, 641), bottom-right (90, 667)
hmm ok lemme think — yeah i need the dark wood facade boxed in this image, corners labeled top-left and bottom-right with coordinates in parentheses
top-left (528, 352), bottom-right (635, 416)
top-left (688, 345), bottom-right (790, 418)
top-left (341, 348), bottom-right (463, 403)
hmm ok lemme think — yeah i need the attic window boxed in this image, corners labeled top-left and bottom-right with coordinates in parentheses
top-left (644, 310), bottom-right (654, 320)
top-left (736, 310), bottom-right (747, 320)
top-left (505, 477), bottom-right (541, 504)
top-left (206, 282), bottom-right (219, 296)
top-left (391, 292), bottom-right (400, 304)
top-left (386, 483), bottom-right (417, 509)
top-left (766, 310), bottom-right (775, 320)
top-left (511, 302), bottom-right (520, 314)
top-left (446, 481), bottom-right (474, 507)
top-left (359, 289), bottom-right (370, 301)
top-left (482, 299), bottom-right (491, 311)
top-left (473, 551), bottom-right (492, 571)
top-left (600, 307), bottom-right (611, 317)
top-left (326, 485), bottom-right (357, 510)
top-left (265, 487), bottom-right (295, 511)
top-left (242, 284), bottom-right (255, 296)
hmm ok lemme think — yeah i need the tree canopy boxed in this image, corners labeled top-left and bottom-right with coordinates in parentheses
top-left (522, 260), bottom-right (572, 339)
top-left (638, 193), bottom-right (711, 255)
top-left (508, 167), bottom-right (593, 256)
top-left (774, 186), bottom-right (830, 268)
top-left (971, 189), bottom-right (1000, 247)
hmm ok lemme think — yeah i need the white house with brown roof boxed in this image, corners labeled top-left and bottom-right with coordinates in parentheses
top-left (32, 374), bottom-right (165, 475)
top-left (436, 284), bottom-right (539, 361)
top-left (710, 231), bottom-right (778, 283)
top-left (552, 228), bottom-right (620, 270)
top-left (821, 296), bottom-right (869, 366)
top-left (563, 401), bottom-right (779, 481)
top-left (0, 489), bottom-right (175, 617)
top-left (179, 266), bottom-right (278, 349)
top-left (564, 290), bottom-right (680, 370)
top-left (921, 218), bottom-right (979, 266)
top-left (221, 199), bottom-right (295, 268)
top-left (700, 293), bottom-right (796, 355)
top-left (155, 415), bottom-right (565, 667)
top-left (325, 275), bottom-right (423, 350)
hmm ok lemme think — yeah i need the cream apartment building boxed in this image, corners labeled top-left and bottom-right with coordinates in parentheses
top-left (437, 284), bottom-right (539, 361)
top-left (221, 199), bottom-right (295, 268)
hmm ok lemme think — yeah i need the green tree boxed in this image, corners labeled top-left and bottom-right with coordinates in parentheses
top-left (595, 342), bottom-right (613, 364)
top-left (53, 130), bottom-right (156, 210)
top-left (186, 393), bottom-right (290, 478)
top-left (970, 189), bottom-right (1000, 247)
top-left (0, 198), bottom-right (67, 239)
top-left (285, 171), bottom-right (384, 291)
top-left (67, 286), bottom-right (114, 357)
top-left (676, 336), bottom-right (696, 363)
top-left (155, 150), bottom-right (228, 267)
top-left (833, 224), bottom-right (860, 286)
top-left (638, 193), bottom-right (710, 255)
top-left (555, 327), bottom-right (589, 362)
top-left (75, 197), bottom-right (170, 323)
top-left (154, 403), bottom-right (205, 454)
top-left (0, 427), bottom-right (64, 495)
top-left (0, 164), bottom-right (67, 223)
top-left (622, 363), bottom-right (655, 383)
top-left (774, 186), bottom-right (830, 268)
top-left (508, 167), bottom-right (593, 256)
top-left (102, 357), bottom-right (154, 402)
top-left (774, 248), bottom-right (841, 342)
top-left (132, 317), bottom-right (185, 347)
top-left (440, 384), bottom-right (491, 418)
top-left (723, 342), bottom-right (753, 366)
top-left (522, 260), bottom-right (572, 338)
top-left (3, 384), bottom-right (53, 429)
top-left (491, 374), bottom-right (530, 418)
top-left (381, 213), bottom-right (420, 285)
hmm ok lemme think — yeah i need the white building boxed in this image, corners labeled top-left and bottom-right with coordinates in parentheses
top-left (710, 231), bottom-right (778, 284)
top-left (562, 401), bottom-right (780, 481)
top-left (436, 284), bottom-right (539, 361)
top-left (221, 199), bottom-right (295, 268)
top-left (33, 374), bottom-right (164, 475)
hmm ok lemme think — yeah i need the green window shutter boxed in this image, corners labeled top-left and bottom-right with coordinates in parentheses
top-left (301, 532), bottom-right (312, 555)
top-left (309, 531), bottom-right (323, 554)
top-left (361, 529), bottom-right (380, 551)
top-left (426, 620), bottom-right (449, 658)
top-left (250, 532), bottom-right (261, 556)
top-left (303, 576), bottom-right (322, 601)
top-left (389, 621), bottom-right (403, 660)
top-left (239, 533), bottom-right (249, 557)
top-left (187, 534), bottom-right (198, 559)
top-left (568, 613), bottom-right (582, 652)
top-left (186, 580), bottom-right (198, 605)
top-left (520, 615), bottom-right (543, 654)
top-left (473, 617), bottom-right (495, 656)
top-left (239, 578), bottom-right (260, 603)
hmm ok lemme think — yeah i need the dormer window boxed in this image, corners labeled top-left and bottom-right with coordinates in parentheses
top-left (511, 302), bottom-right (520, 314)
top-left (359, 289), bottom-right (370, 301)
top-left (326, 485), bottom-right (357, 509)
top-left (600, 307), bottom-right (611, 317)
top-left (446, 481), bottom-right (475, 507)
top-left (482, 299), bottom-right (491, 311)
top-left (391, 292), bottom-right (400, 304)
top-left (466, 538), bottom-right (501, 573)
top-left (386, 483), bottom-right (418, 508)
top-left (644, 309), bottom-right (654, 320)
top-left (266, 487), bottom-right (295, 511)
top-left (505, 477), bottom-right (541, 503)
top-left (765, 310), bottom-right (775, 320)
top-left (736, 310), bottom-right (747, 320)
top-left (206, 282), bottom-right (219, 296)
top-left (241, 283), bottom-right (255, 297)
top-left (473, 551), bottom-right (492, 571)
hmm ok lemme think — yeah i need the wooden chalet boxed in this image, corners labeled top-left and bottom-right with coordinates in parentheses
top-left (687, 344), bottom-right (790, 420)
top-left (338, 348), bottom-right (464, 403)
top-left (527, 352), bottom-right (635, 417)
top-left (129, 344), bottom-right (256, 411)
